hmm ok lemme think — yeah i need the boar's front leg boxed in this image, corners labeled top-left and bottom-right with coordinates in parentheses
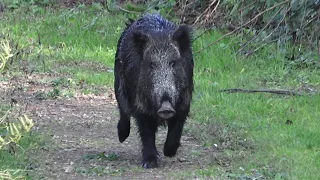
top-left (163, 114), bottom-right (187, 157)
top-left (136, 115), bottom-right (159, 168)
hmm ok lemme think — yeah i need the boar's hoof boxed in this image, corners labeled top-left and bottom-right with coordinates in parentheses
top-left (142, 159), bottom-right (158, 169)
top-left (157, 101), bottom-right (176, 119)
top-left (142, 152), bottom-right (160, 169)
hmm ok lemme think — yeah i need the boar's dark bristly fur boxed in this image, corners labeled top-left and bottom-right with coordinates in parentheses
top-left (114, 13), bottom-right (194, 169)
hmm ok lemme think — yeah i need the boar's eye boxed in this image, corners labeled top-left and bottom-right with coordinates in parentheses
top-left (149, 62), bottom-right (156, 69)
top-left (169, 61), bottom-right (176, 68)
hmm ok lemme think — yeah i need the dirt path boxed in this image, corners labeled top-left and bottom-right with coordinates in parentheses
top-left (1, 73), bottom-right (216, 180)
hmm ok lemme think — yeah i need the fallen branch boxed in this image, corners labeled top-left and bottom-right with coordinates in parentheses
top-left (220, 88), bottom-right (302, 96)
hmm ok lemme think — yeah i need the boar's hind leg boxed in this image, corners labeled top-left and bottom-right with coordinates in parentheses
top-left (117, 108), bottom-right (130, 143)
top-left (163, 115), bottom-right (187, 157)
top-left (136, 116), bottom-right (159, 168)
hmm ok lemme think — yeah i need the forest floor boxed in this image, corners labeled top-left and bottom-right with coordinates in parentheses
top-left (0, 72), bottom-right (219, 179)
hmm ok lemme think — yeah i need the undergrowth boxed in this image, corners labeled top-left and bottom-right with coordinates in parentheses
top-left (0, 2), bottom-right (319, 179)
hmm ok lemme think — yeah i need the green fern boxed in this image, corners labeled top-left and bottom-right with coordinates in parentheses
top-left (0, 114), bottom-right (33, 179)
top-left (0, 114), bottom-right (34, 150)
top-left (0, 38), bottom-right (14, 72)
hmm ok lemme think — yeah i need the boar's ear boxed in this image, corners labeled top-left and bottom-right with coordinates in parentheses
top-left (132, 30), bottom-right (150, 54)
top-left (172, 25), bottom-right (192, 54)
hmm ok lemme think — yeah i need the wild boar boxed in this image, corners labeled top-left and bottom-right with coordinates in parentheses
top-left (114, 13), bottom-right (194, 168)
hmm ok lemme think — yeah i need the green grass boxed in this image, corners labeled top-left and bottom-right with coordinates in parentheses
top-left (0, 5), bottom-right (123, 86)
top-left (189, 31), bottom-right (320, 179)
top-left (1, 4), bottom-right (320, 180)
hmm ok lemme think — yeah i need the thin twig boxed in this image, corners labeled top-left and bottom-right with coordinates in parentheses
top-left (220, 88), bottom-right (302, 96)
top-left (243, 42), bottom-right (268, 57)
top-left (195, 0), bottom-right (290, 54)
top-left (115, 4), bottom-right (141, 14)
top-left (302, 15), bottom-right (319, 29)
top-left (263, 5), bottom-right (290, 40)
top-left (194, 0), bottom-right (253, 40)
top-left (237, 6), bottom-right (285, 53)
top-left (243, 38), bottom-right (279, 57)
top-left (238, 0), bottom-right (258, 13)
top-left (193, 0), bottom-right (218, 26)
top-left (318, 40), bottom-right (320, 56)
top-left (193, 29), bottom-right (209, 42)
top-left (165, 2), bottom-right (176, 19)
top-left (207, 0), bottom-right (220, 22)
top-left (179, 0), bottom-right (188, 25)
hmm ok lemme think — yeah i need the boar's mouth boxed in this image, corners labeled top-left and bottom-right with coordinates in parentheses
top-left (157, 101), bottom-right (176, 119)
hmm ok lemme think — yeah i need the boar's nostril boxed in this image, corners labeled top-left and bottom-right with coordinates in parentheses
top-left (157, 101), bottom-right (176, 119)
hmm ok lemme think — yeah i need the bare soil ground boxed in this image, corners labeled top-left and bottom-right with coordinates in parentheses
top-left (0, 73), bottom-right (218, 180)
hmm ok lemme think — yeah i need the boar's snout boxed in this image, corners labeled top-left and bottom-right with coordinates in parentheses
top-left (157, 101), bottom-right (176, 119)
